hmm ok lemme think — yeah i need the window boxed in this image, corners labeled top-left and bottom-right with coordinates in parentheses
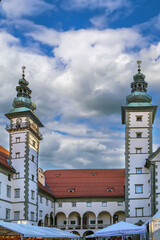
top-left (135, 208), bottom-right (143, 217)
top-left (135, 185), bottom-right (143, 194)
top-left (51, 202), bottom-right (54, 208)
top-left (136, 133), bottom-right (142, 138)
top-left (87, 202), bottom-right (92, 207)
top-left (63, 221), bottom-right (67, 225)
top-left (68, 188), bottom-right (75, 192)
top-left (16, 137), bottom-right (20, 143)
top-left (8, 174), bottom-right (11, 181)
top-left (14, 172), bottom-right (20, 179)
top-left (32, 175), bottom-right (34, 181)
top-left (40, 196), bottom-right (43, 204)
top-left (136, 116), bottom-right (142, 121)
top-left (15, 152), bottom-right (20, 158)
top-left (136, 148), bottom-right (142, 154)
top-left (14, 211), bottom-right (20, 220)
top-left (107, 188), bottom-right (113, 192)
top-left (32, 155), bottom-right (35, 162)
top-left (118, 202), bottom-right (123, 206)
top-left (31, 212), bottom-right (34, 221)
top-left (32, 140), bottom-right (36, 147)
top-left (46, 199), bottom-right (48, 206)
top-left (98, 220), bottom-right (103, 224)
top-left (6, 209), bottom-right (11, 220)
top-left (102, 202), bottom-right (107, 207)
top-left (7, 185), bottom-right (11, 198)
top-left (72, 202), bottom-right (76, 207)
top-left (15, 189), bottom-right (20, 198)
top-left (39, 210), bottom-right (43, 217)
top-left (90, 220), bottom-right (95, 224)
top-left (31, 190), bottom-right (35, 200)
top-left (136, 168), bottom-right (142, 174)
top-left (58, 202), bottom-right (62, 207)
top-left (70, 221), bottom-right (76, 225)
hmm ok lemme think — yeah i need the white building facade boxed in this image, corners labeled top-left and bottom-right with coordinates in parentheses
top-left (0, 63), bottom-right (160, 237)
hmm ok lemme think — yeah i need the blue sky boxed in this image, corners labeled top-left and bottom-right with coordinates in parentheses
top-left (0, 0), bottom-right (160, 170)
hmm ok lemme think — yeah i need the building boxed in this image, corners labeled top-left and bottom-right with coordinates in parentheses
top-left (0, 62), bottom-right (159, 237)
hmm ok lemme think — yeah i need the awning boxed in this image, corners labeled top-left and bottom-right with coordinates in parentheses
top-left (0, 222), bottom-right (79, 238)
top-left (93, 221), bottom-right (146, 237)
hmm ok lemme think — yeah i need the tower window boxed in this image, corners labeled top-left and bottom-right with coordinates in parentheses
top-left (135, 208), bottom-right (143, 217)
top-left (8, 174), bottom-right (11, 181)
top-left (16, 137), bottom-right (20, 143)
top-left (32, 175), bottom-right (34, 181)
top-left (136, 116), bottom-right (142, 121)
top-left (136, 168), bottom-right (142, 174)
top-left (31, 212), bottom-right (34, 221)
top-left (32, 155), bottom-right (35, 162)
top-left (135, 184), bottom-right (143, 194)
top-left (31, 190), bottom-right (35, 200)
top-left (32, 140), bottom-right (36, 147)
top-left (15, 152), bottom-right (20, 158)
top-left (136, 148), bottom-right (142, 154)
top-left (136, 133), bottom-right (142, 138)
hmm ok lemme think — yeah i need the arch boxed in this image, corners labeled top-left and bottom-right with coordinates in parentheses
top-left (97, 211), bottom-right (111, 229)
top-left (83, 231), bottom-right (94, 238)
top-left (38, 219), bottom-right (43, 226)
top-left (83, 211), bottom-right (96, 229)
top-left (70, 231), bottom-right (80, 236)
top-left (113, 211), bottom-right (125, 224)
top-left (68, 212), bottom-right (81, 229)
top-left (44, 214), bottom-right (49, 227)
top-left (55, 212), bottom-right (67, 229)
top-left (50, 212), bottom-right (54, 226)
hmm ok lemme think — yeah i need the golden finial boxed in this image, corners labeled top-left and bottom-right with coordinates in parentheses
top-left (137, 60), bottom-right (142, 73)
top-left (22, 66), bottom-right (26, 78)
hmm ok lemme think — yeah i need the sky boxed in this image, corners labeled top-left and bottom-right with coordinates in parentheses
top-left (0, 0), bottom-right (160, 170)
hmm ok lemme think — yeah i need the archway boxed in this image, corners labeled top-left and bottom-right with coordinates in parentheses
top-left (68, 212), bottom-right (81, 229)
top-left (44, 214), bottom-right (49, 227)
top-left (70, 231), bottom-right (80, 236)
top-left (83, 211), bottom-right (96, 229)
top-left (55, 212), bottom-right (67, 229)
top-left (97, 211), bottom-right (111, 228)
top-left (113, 211), bottom-right (125, 224)
top-left (83, 231), bottom-right (94, 239)
top-left (38, 219), bottom-right (43, 226)
top-left (50, 212), bottom-right (54, 226)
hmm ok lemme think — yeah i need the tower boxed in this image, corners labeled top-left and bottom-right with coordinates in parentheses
top-left (5, 67), bottom-right (43, 224)
top-left (121, 61), bottom-right (157, 223)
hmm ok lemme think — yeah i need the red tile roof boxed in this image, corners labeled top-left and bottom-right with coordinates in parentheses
top-left (38, 181), bottom-right (55, 197)
top-left (0, 145), bottom-right (12, 171)
top-left (44, 169), bottom-right (125, 198)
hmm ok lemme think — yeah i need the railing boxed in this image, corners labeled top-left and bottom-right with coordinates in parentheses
top-left (55, 224), bottom-right (110, 230)
top-left (6, 122), bottom-right (43, 140)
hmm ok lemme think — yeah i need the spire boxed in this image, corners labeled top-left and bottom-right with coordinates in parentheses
top-left (11, 66), bottom-right (36, 111)
top-left (126, 61), bottom-right (152, 106)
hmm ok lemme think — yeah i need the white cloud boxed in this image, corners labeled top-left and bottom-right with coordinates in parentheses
top-left (1, 24), bottom-right (160, 169)
top-left (1, 0), bottom-right (54, 19)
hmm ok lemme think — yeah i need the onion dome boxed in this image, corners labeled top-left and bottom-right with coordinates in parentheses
top-left (11, 66), bottom-right (36, 112)
top-left (126, 61), bottom-right (152, 106)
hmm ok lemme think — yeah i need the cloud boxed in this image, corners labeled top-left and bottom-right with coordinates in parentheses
top-left (1, 0), bottom-right (54, 19)
top-left (61, 0), bottom-right (130, 12)
top-left (1, 23), bottom-right (160, 170)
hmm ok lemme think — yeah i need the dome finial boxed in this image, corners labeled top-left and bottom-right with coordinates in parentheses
top-left (22, 66), bottom-right (26, 79)
top-left (137, 60), bottom-right (142, 73)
